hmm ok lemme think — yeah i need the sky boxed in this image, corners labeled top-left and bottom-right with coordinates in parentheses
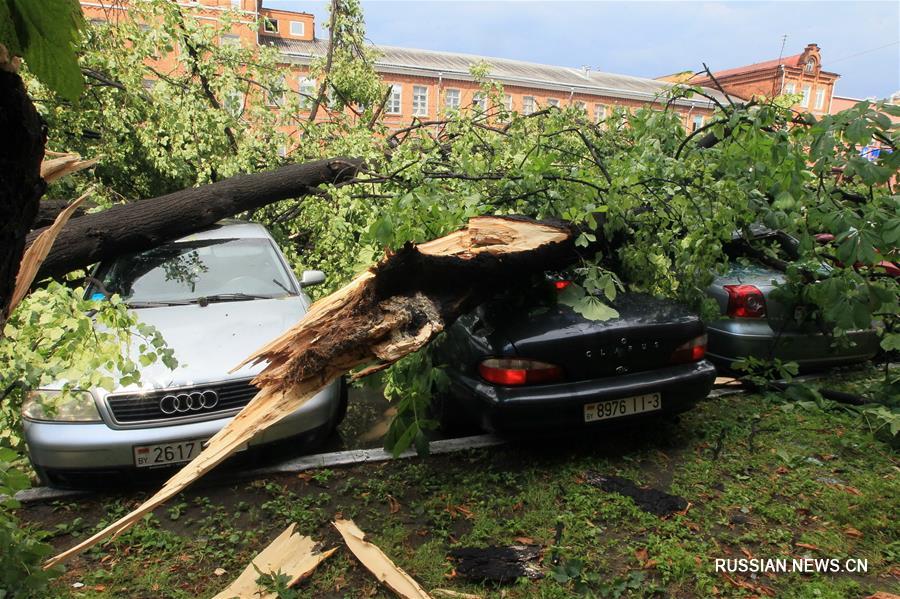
top-left (265, 1), bottom-right (899, 100)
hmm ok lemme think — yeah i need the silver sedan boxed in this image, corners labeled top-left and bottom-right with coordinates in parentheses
top-left (23, 221), bottom-right (344, 487)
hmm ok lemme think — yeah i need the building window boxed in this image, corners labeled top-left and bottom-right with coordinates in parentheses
top-left (594, 104), bottom-right (607, 123)
top-left (299, 77), bottom-right (316, 109)
top-left (277, 145), bottom-right (287, 158)
top-left (805, 59), bottom-right (815, 73)
top-left (230, 0), bottom-right (242, 8)
top-left (219, 33), bottom-right (240, 48)
top-left (691, 114), bottom-right (704, 131)
top-left (522, 96), bottom-right (535, 115)
top-left (784, 82), bottom-right (796, 95)
top-left (224, 91), bottom-right (244, 117)
top-left (268, 76), bottom-right (285, 107)
top-left (412, 85), bottom-right (428, 116)
top-left (801, 84), bottom-right (811, 107)
top-left (503, 94), bottom-right (513, 111)
top-left (263, 18), bottom-right (278, 33)
top-left (444, 88), bottom-right (460, 110)
top-left (546, 98), bottom-right (560, 107)
top-left (387, 84), bottom-right (402, 114)
top-left (574, 100), bottom-right (586, 113)
top-left (814, 87), bottom-right (825, 110)
top-left (290, 21), bottom-right (305, 36)
top-left (473, 92), bottom-right (487, 111)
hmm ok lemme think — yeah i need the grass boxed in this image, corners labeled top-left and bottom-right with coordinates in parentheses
top-left (21, 368), bottom-right (900, 598)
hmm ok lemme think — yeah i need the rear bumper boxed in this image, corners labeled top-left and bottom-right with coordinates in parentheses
top-left (23, 382), bottom-right (338, 473)
top-left (706, 320), bottom-right (879, 370)
top-left (447, 360), bottom-right (717, 432)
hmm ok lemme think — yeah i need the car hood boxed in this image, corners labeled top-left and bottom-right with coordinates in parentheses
top-left (104, 297), bottom-right (307, 393)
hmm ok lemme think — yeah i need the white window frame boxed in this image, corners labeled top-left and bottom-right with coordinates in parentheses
top-left (594, 104), bottom-right (607, 123)
top-left (444, 88), bottom-right (460, 110)
top-left (814, 87), bottom-right (825, 110)
top-left (263, 17), bottom-right (278, 33)
top-left (268, 76), bottom-right (286, 107)
top-left (387, 84), bottom-right (402, 114)
top-left (801, 84), bottom-right (811, 107)
top-left (522, 96), bottom-right (535, 115)
top-left (503, 94), bottom-right (513, 111)
top-left (784, 82), bottom-right (796, 95)
top-left (289, 21), bottom-right (305, 36)
top-left (412, 85), bottom-right (428, 117)
top-left (299, 77), bottom-right (317, 110)
top-left (224, 91), bottom-right (244, 117)
top-left (230, 0), bottom-right (242, 8)
top-left (546, 98), bottom-right (560, 108)
top-left (691, 114), bottom-right (704, 131)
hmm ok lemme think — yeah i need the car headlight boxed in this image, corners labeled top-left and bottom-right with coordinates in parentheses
top-left (22, 389), bottom-right (101, 422)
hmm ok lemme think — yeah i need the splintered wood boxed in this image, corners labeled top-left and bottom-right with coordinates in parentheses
top-left (10, 191), bottom-right (90, 313)
top-left (46, 216), bottom-right (576, 569)
top-left (212, 524), bottom-right (335, 599)
top-left (334, 519), bottom-right (433, 599)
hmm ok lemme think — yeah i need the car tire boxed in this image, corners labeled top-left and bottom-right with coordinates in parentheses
top-left (334, 376), bottom-right (349, 427)
top-left (430, 391), bottom-right (478, 436)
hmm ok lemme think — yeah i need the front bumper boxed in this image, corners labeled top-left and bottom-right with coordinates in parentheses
top-left (706, 320), bottom-right (880, 371)
top-left (23, 383), bottom-right (338, 472)
top-left (447, 360), bottom-right (717, 432)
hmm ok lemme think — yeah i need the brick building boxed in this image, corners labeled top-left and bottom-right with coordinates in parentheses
top-left (81, 0), bottom-right (724, 135)
top-left (659, 43), bottom-right (840, 116)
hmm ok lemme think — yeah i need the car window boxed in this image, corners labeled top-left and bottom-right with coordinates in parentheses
top-left (90, 238), bottom-right (297, 302)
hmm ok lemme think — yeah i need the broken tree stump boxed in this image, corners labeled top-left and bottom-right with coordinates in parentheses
top-left (45, 215), bottom-right (579, 568)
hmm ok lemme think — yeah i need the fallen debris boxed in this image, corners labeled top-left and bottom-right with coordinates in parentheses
top-left (212, 523), bottom-right (335, 599)
top-left (46, 216), bottom-right (577, 568)
top-left (584, 473), bottom-right (688, 516)
top-left (333, 518), bottom-right (433, 599)
top-left (447, 545), bottom-right (544, 582)
top-left (432, 589), bottom-right (483, 599)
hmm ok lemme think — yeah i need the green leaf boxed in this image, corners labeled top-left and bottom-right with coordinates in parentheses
top-left (0, 0), bottom-right (22, 55)
top-left (881, 333), bottom-right (900, 352)
top-left (11, 0), bottom-right (85, 101)
top-left (572, 296), bottom-right (619, 321)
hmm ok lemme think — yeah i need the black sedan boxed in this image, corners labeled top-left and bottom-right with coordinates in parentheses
top-left (432, 280), bottom-right (717, 433)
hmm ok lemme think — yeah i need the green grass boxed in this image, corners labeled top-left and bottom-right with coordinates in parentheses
top-left (22, 369), bottom-right (900, 598)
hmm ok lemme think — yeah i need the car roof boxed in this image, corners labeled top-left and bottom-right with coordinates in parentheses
top-left (173, 220), bottom-right (273, 242)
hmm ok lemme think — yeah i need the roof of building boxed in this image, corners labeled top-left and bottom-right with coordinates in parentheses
top-left (703, 53), bottom-right (804, 80)
top-left (262, 36), bottom-right (730, 108)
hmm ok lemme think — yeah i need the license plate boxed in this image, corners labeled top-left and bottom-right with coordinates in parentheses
top-left (134, 439), bottom-right (204, 468)
top-left (583, 393), bottom-right (661, 423)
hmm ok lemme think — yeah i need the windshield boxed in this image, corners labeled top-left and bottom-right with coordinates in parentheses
top-left (89, 238), bottom-right (297, 304)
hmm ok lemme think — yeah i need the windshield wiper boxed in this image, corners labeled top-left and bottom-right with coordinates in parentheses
top-left (191, 293), bottom-right (276, 305)
top-left (126, 299), bottom-right (193, 308)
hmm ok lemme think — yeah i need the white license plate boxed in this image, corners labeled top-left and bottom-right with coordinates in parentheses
top-left (134, 439), bottom-right (204, 468)
top-left (583, 393), bottom-right (661, 423)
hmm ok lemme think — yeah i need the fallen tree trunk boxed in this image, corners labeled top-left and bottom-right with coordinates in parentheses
top-left (26, 157), bottom-right (363, 281)
top-left (46, 215), bottom-right (579, 568)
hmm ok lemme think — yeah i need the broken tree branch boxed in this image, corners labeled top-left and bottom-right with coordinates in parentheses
top-left (45, 215), bottom-right (579, 568)
top-left (26, 157), bottom-right (362, 281)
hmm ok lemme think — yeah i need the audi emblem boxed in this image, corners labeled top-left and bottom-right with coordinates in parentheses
top-left (159, 390), bottom-right (219, 415)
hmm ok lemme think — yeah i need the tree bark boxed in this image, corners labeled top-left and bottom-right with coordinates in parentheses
top-left (0, 69), bottom-right (46, 327)
top-left (26, 157), bottom-right (363, 281)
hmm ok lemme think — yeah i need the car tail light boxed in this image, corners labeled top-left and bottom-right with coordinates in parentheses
top-left (724, 284), bottom-right (767, 318)
top-left (478, 358), bottom-right (563, 386)
top-left (670, 334), bottom-right (707, 364)
top-left (552, 280), bottom-right (572, 291)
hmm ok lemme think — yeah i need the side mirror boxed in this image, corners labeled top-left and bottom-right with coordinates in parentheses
top-left (300, 270), bottom-right (326, 287)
